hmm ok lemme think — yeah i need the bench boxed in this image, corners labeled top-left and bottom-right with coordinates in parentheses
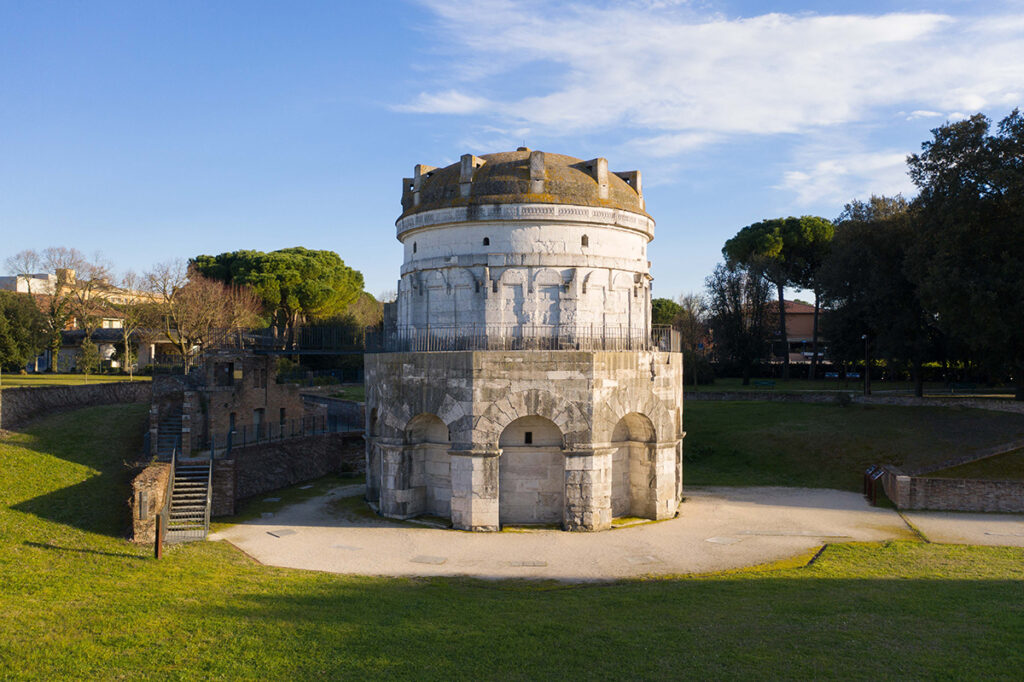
top-left (753, 380), bottom-right (775, 388)
top-left (824, 372), bottom-right (839, 379)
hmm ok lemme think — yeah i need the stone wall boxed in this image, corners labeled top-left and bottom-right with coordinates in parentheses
top-left (880, 468), bottom-right (1024, 512)
top-left (129, 462), bottom-right (171, 543)
top-left (688, 390), bottom-right (1024, 415)
top-left (0, 381), bottom-right (151, 430)
top-left (209, 432), bottom-right (364, 516)
top-left (365, 349), bottom-right (684, 531)
top-left (394, 202), bottom-right (654, 332)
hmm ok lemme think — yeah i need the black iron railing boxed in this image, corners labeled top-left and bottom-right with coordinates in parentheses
top-left (365, 324), bottom-right (680, 353)
top-left (207, 414), bottom-right (359, 458)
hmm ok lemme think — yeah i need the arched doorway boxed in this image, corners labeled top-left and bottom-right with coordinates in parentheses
top-left (610, 413), bottom-right (656, 518)
top-left (405, 413), bottom-right (451, 516)
top-left (498, 416), bottom-right (563, 525)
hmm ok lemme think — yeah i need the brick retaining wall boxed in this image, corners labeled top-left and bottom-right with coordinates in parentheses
top-left (880, 468), bottom-right (1024, 512)
top-left (210, 432), bottom-right (365, 516)
top-left (0, 381), bottom-right (152, 429)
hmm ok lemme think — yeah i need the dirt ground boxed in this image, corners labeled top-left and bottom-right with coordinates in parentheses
top-left (206, 485), bottom-right (1023, 580)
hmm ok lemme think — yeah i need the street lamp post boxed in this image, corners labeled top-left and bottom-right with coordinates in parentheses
top-left (861, 334), bottom-right (870, 397)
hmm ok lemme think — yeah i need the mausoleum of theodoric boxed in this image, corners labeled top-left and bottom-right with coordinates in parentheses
top-left (364, 148), bottom-right (683, 531)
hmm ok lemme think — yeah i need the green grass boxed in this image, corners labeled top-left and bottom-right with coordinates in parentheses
top-left (1, 405), bottom-right (1023, 679)
top-left (329, 384), bottom-right (365, 401)
top-left (0, 372), bottom-right (150, 389)
top-left (689, 376), bottom-right (1015, 397)
top-left (684, 401), bottom-right (1024, 490)
top-left (928, 449), bottom-right (1024, 480)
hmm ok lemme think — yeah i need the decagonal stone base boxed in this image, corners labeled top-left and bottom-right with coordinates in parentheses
top-left (365, 350), bottom-right (684, 531)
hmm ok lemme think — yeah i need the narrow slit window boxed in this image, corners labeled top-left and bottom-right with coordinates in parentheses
top-left (581, 235), bottom-right (589, 247)
top-left (483, 237), bottom-right (490, 246)
top-left (524, 431), bottom-right (533, 444)
top-left (413, 242), bottom-right (417, 253)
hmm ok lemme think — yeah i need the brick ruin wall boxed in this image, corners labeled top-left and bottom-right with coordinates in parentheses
top-left (129, 462), bottom-right (172, 543)
top-left (880, 469), bottom-right (1024, 513)
top-left (0, 381), bottom-right (152, 430)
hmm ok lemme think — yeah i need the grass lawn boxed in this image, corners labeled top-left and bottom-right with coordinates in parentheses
top-left (684, 401), bottom-right (1024, 490)
top-left (689, 377), bottom-right (1015, 397)
top-left (0, 373), bottom-right (150, 389)
top-left (329, 384), bottom-right (366, 401)
top-left (928, 449), bottom-right (1024, 480)
top-left (1, 405), bottom-right (1023, 679)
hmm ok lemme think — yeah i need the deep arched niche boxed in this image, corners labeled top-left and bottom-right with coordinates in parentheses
top-left (498, 415), bottom-right (563, 526)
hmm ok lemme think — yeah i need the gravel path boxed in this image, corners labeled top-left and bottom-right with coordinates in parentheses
top-left (208, 485), bottom-right (959, 581)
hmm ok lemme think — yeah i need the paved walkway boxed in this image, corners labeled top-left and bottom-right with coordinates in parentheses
top-left (208, 485), bottom-right (1024, 581)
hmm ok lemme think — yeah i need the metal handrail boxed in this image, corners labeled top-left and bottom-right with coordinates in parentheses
top-left (210, 414), bottom-right (354, 458)
top-left (203, 451), bottom-right (213, 537)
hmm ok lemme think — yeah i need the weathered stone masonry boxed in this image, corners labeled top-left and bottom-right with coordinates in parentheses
top-left (368, 149), bottom-right (684, 531)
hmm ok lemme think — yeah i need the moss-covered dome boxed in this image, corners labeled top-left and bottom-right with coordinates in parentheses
top-left (399, 149), bottom-right (647, 219)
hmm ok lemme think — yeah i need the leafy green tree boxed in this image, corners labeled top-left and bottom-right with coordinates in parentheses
top-left (907, 110), bottom-right (1024, 399)
top-left (0, 291), bottom-right (46, 372)
top-left (704, 262), bottom-right (772, 385)
top-left (77, 338), bottom-right (101, 377)
top-left (819, 196), bottom-right (935, 396)
top-left (651, 297), bottom-right (682, 326)
top-left (191, 247), bottom-right (364, 346)
top-left (722, 216), bottom-right (832, 380)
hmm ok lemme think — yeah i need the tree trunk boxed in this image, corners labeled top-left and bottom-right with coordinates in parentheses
top-left (1016, 366), bottom-right (1024, 401)
top-left (776, 282), bottom-right (789, 380)
top-left (865, 352), bottom-right (872, 396)
top-left (913, 359), bottom-right (924, 398)
top-left (808, 291), bottom-right (820, 380)
top-left (741, 364), bottom-right (751, 386)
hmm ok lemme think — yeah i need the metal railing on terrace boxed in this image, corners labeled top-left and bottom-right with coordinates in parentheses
top-left (205, 414), bottom-right (361, 458)
top-left (365, 324), bottom-right (681, 353)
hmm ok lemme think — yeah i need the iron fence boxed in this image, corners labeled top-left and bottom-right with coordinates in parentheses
top-left (207, 414), bottom-right (359, 458)
top-left (365, 324), bottom-right (680, 353)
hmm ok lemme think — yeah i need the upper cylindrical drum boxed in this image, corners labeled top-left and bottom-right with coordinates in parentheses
top-left (393, 149), bottom-right (655, 336)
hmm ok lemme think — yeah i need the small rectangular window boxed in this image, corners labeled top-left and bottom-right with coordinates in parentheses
top-left (524, 431), bottom-right (533, 444)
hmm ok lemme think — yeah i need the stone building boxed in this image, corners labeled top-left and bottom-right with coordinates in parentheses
top-left (365, 149), bottom-right (684, 531)
top-left (150, 349), bottom-right (306, 457)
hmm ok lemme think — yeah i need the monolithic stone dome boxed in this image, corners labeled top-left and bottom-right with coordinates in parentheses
top-left (399, 149), bottom-right (648, 219)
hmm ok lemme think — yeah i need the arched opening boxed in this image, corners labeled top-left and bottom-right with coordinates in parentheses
top-left (482, 237), bottom-right (490, 246)
top-left (610, 413), bottom-right (656, 518)
top-left (581, 234), bottom-right (589, 247)
top-left (498, 416), bottom-right (563, 525)
top-left (405, 413), bottom-right (451, 516)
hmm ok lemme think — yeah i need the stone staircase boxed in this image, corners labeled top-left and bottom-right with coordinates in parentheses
top-left (165, 462), bottom-right (211, 543)
top-left (156, 408), bottom-right (183, 460)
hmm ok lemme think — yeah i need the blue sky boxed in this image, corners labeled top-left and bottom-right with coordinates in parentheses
top-left (2, 0), bottom-right (1022, 300)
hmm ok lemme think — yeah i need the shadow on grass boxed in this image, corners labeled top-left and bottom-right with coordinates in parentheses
top-left (5, 404), bottom-right (148, 538)
top-left (23, 540), bottom-right (147, 560)
top-left (187, 567), bottom-right (1024, 678)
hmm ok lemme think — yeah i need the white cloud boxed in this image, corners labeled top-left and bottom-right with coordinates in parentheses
top-left (393, 89), bottom-right (491, 114)
top-left (406, 1), bottom-right (1024, 149)
top-left (906, 110), bottom-right (943, 120)
top-left (776, 151), bottom-right (914, 207)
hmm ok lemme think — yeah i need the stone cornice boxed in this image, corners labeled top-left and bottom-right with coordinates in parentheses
top-left (395, 203), bottom-right (655, 241)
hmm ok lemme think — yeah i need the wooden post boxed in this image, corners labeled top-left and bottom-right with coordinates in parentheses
top-left (154, 515), bottom-right (163, 559)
